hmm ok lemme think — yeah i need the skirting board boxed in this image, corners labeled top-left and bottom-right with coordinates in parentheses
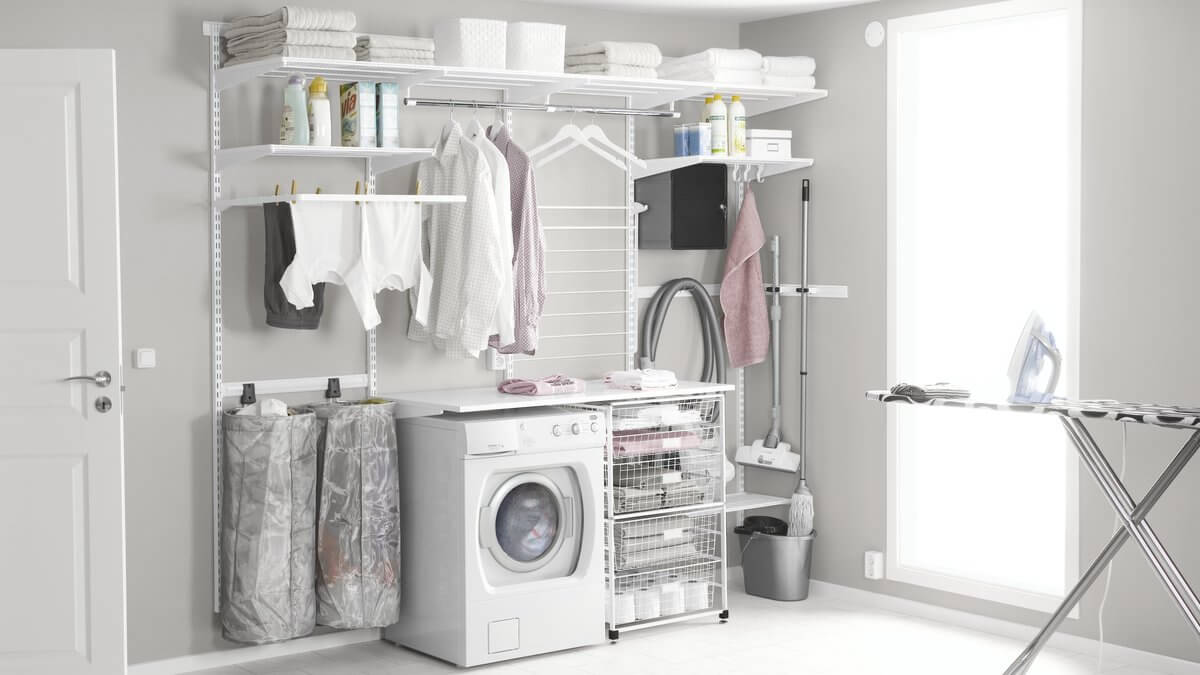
top-left (127, 628), bottom-right (381, 675)
top-left (807, 579), bottom-right (1200, 675)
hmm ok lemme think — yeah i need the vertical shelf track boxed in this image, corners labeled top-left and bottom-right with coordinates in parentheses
top-left (208, 27), bottom-right (224, 613)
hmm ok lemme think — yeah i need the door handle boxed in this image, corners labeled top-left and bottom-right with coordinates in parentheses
top-left (64, 371), bottom-right (112, 388)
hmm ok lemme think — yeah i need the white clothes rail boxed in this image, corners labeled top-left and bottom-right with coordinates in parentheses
top-left (216, 193), bottom-right (465, 211)
top-left (404, 96), bottom-right (680, 118)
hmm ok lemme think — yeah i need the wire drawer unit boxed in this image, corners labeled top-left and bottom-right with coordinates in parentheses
top-left (581, 393), bottom-right (729, 640)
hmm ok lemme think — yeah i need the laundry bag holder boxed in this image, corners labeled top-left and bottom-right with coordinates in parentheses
top-left (311, 400), bottom-right (402, 629)
top-left (220, 407), bottom-right (319, 644)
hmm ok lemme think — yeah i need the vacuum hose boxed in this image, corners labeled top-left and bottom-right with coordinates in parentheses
top-left (639, 278), bottom-right (727, 384)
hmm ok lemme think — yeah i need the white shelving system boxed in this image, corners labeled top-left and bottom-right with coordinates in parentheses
top-left (204, 20), bottom-right (832, 611)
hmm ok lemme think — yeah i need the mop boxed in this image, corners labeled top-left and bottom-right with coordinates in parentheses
top-left (788, 179), bottom-right (815, 537)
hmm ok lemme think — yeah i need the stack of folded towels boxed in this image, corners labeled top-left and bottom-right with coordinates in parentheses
top-left (604, 369), bottom-right (678, 391)
top-left (762, 55), bottom-right (817, 90)
top-left (223, 6), bottom-right (357, 66)
top-left (565, 42), bottom-right (663, 79)
top-left (658, 48), bottom-right (763, 85)
top-left (355, 34), bottom-right (435, 64)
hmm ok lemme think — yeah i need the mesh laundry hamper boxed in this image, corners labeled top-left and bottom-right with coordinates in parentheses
top-left (312, 401), bottom-right (401, 629)
top-left (220, 409), bottom-right (318, 644)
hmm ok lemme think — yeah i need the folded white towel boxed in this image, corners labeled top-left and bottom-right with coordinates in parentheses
top-left (566, 64), bottom-right (658, 79)
top-left (229, 6), bottom-right (356, 32)
top-left (605, 369), bottom-right (678, 390)
top-left (761, 55), bottom-right (816, 76)
top-left (566, 41), bottom-right (663, 67)
top-left (664, 48), bottom-right (762, 72)
top-left (660, 65), bottom-right (764, 86)
top-left (224, 45), bottom-right (356, 65)
top-left (355, 55), bottom-right (436, 65)
top-left (762, 74), bottom-right (817, 90)
top-left (226, 29), bottom-right (356, 53)
top-left (354, 46), bottom-right (434, 59)
top-left (355, 34), bottom-right (435, 51)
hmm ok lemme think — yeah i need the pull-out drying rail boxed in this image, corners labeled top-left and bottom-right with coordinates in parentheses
top-left (216, 192), bottom-right (465, 211)
top-left (404, 96), bottom-right (681, 118)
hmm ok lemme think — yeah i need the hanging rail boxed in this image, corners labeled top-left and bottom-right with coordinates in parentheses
top-left (403, 96), bottom-right (680, 118)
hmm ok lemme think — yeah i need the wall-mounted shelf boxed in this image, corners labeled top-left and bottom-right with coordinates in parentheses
top-left (215, 192), bottom-right (465, 211)
top-left (215, 144), bottom-right (433, 171)
top-left (633, 156), bottom-right (814, 181)
top-left (726, 491), bottom-right (793, 512)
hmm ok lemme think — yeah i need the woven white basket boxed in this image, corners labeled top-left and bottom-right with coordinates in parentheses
top-left (506, 21), bottom-right (566, 73)
top-left (434, 18), bottom-right (507, 69)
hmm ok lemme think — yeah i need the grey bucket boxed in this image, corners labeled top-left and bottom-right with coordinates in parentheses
top-left (738, 530), bottom-right (816, 601)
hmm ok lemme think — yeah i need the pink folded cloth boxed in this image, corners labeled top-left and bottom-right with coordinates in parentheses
top-left (720, 185), bottom-right (769, 368)
top-left (613, 430), bottom-right (702, 457)
top-left (497, 375), bottom-right (586, 396)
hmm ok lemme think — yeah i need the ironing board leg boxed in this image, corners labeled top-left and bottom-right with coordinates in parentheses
top-left (1004, 429), bottom-right (1200, 675)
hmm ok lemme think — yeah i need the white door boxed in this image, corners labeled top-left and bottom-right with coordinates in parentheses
top-left (0, 50), bottom-right (127, 674)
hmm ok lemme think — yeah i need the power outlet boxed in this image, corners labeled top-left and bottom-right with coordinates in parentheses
top-left (864, 550), bottom-right (885, 581)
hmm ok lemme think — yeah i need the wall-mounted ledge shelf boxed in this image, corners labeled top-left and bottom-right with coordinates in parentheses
top-left (215, 144), bottom-right (433, 172)
top-left (636, 283), bottom-right (849, 300)
top-left (726, 491), bottom-right (793, 512)
top-left (633, 156), bottom-right (814, 181)
top-left (215, 192), bottom-right (465, 211)
top-left (221, 374), bottom-right (369, 398)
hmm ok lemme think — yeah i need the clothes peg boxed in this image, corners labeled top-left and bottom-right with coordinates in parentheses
top-left (354, 180), bottom-right (362, 205)
top-left (274, 184), bottom-right (281, 200)
top-left (755, 164), bottom-right (766, 183)
top-left (290, 179), bottom-right (297, 205)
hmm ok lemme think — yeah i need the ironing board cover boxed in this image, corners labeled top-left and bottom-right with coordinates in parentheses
top-left (866, 390), bottom-right (1200, 430)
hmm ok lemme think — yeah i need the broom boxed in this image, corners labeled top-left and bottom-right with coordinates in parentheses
top-left (788, 179), bottom-right (815, 537)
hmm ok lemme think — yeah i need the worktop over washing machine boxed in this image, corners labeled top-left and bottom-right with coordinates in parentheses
top-left (384, 380), bottom-right (734, 417)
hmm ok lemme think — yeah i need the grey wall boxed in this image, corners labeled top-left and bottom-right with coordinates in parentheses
top-left (741, 0), bottom-right (1200, 662)
top-left (0, 0), bottom-right (734, 664)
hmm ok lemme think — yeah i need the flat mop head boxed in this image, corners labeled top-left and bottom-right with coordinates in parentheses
top-left (736, 439), bottom-right (801, 473)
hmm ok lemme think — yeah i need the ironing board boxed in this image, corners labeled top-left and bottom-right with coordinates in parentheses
top-left (866, 390), bottom-right (1200, 675)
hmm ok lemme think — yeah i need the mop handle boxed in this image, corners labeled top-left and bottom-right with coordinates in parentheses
top-left (799, 180), bottom-right (810, 483)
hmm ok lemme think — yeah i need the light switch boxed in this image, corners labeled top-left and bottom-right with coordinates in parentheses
top-left (134, 348), bottom-right (157, 369)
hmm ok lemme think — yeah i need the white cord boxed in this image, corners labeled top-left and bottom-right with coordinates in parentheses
top-left (1096, 424), bottom-right (1127, 673)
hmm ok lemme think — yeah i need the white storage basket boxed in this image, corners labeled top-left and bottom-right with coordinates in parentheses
top-left (507, 22), bottom-right (566, 73)
top-left (435, 18), bottom-right (507, 69)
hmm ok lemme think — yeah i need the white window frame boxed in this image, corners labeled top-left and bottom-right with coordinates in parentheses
top-left (885, 0), bottom-right (1082, 613)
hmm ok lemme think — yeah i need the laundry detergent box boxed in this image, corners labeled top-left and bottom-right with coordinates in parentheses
top-left (340, 81), bottom-right (377, 147)
top-left (376, 83), bottom-right (400, 148)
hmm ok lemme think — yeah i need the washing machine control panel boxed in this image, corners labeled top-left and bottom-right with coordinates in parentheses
top-left (517, 411), bottom-right (606, 453)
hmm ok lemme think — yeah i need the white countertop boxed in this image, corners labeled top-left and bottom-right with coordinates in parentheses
top-left (383, 380), bottom-right (734, 416)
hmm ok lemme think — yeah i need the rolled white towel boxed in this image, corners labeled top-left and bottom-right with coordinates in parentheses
top-left (566, 64), bottom-right (658, 79)
top-left (356, 34), bottom-right (435, 51)
top-left (224, 45), bottom-right (356, 65)
top-left (226, 28), bottom-right (356, 53)
top-left (762, 74), bottom-right (817, 90)
top-left (228, 6), bottom-right (356, 33)
top-left (663, 48), bottom-right (762, 72)
top-left (762, 55), bottom-right (816, 76)
top-left (565, 41), bottom-right (662, 68)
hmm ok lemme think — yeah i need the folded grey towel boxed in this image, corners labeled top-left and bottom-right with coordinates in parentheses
top-left (890, 382), bottom-right (970, 401)
top-left (229, 6), bottom-right (356, 33)
top-left (224, 46), bottom-right (356, 66)
top-left (226, 28), bottom-right (356, 53)
top-left (356, 34), bottom-right (435, 51)
top-left (354, 46), bottom-right (434, 59)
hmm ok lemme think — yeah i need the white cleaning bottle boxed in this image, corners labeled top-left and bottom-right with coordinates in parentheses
top-left (280, 74), bottom-right (309, 145)
top-left (709, 94), bottom-right (728, 156)
top-left (702, 96), bottom-right (713, 124)
top-left (307, 76), bottom-right (332, 147)
top-left (728, 95), bottom-right (747, 157)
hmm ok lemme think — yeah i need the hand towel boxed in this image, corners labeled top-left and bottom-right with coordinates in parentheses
top-left (566, 64), bottom-right (658, 79)
top-left (224, 46), bottom-right (356, 65)
top-left (763, 74), bottom-right (817, 90)
top-left (660, 65), bottom-right (764, 86)
top-left (664, 48), bottom-right (762, 72)
top-left (720, 185), bottom-right (768, 368)
top-left (356, 34), bottom-right (435, 51)
top-left (565, 41), bottom-right (663, 67)
top-left (226, 29), bottom-right (357, 53)
top-left (229, 6), bottom-right (356, 33)
top-left (761, 55), bottom-right (816, 76)
top-left (354, 46), bottom-right (435, 59)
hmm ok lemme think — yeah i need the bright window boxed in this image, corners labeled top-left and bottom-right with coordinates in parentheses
top-left (886, 0), bottom-right (1080, 610)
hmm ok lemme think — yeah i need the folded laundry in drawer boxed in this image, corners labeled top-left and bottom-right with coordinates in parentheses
top-left (612, 404), bottom-right (705, 431)
top-left (613, 480), bottom-right (707, 513)
top-left (613, 430), bottom-right (702, 457)
top-left (613, 542), bottom-right (699, 572)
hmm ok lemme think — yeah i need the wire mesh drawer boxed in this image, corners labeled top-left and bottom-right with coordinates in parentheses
top-left (609, 510), bottom-right (722, 574)
top-left (608, 397), bottom-right (724, 515)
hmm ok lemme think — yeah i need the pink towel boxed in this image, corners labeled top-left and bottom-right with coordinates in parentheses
top-left (497, 375), bottom-right (586, 396)
top-left (720, 186), bottom-right (769, 367)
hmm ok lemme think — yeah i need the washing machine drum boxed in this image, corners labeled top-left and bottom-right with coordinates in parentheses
top-left (480, 470), bottom-right (582, 582)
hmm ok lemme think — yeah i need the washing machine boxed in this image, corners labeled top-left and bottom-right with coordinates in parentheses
top-left (385, 407), bottom-right (606, 667)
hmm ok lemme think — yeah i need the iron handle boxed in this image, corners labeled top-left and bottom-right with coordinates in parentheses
top-left (64, 371), bottom-right (112, 388)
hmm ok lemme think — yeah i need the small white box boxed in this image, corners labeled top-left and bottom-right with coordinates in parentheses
top-left (435, 18), bottom-right (507, 69)
top-left (747, 128), bottom-right (793, 159)
top-left (506, 22), bottom-right (566, 73)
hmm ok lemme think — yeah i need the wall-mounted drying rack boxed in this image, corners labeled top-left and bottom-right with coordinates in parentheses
top-left (404, 96), bottom-right (680, 118)
top-left (216, 192), bottom-right (465, 211)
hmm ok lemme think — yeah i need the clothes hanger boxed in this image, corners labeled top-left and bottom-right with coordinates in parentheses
top-left (527, 110), bottom-right (588, 159)
top-left (532, 111), bottom-right (629, 171)
top-left (578, 113), bottom-right (647, 168)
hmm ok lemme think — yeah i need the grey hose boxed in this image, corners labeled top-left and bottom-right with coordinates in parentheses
top-left (639, 277), bottom-right (727, 384)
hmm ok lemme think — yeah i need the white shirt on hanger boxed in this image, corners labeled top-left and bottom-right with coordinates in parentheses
top-left (466, 118), bottom-right (515, 347)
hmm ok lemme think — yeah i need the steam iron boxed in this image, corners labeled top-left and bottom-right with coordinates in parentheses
top-left (1007, 311), bottom-right (1062, 404)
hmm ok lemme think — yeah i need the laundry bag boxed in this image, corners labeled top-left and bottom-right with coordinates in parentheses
top-left (312, 401), bottom-right (401, 629)
top-left (220, 408), bottom-right (319, 644)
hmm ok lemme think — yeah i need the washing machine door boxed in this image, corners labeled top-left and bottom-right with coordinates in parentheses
top-left (479, 473), bottom-right (574, 574)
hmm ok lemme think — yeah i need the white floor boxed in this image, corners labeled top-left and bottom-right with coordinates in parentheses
top-left (191, 579), bottom-right (1163, 675)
